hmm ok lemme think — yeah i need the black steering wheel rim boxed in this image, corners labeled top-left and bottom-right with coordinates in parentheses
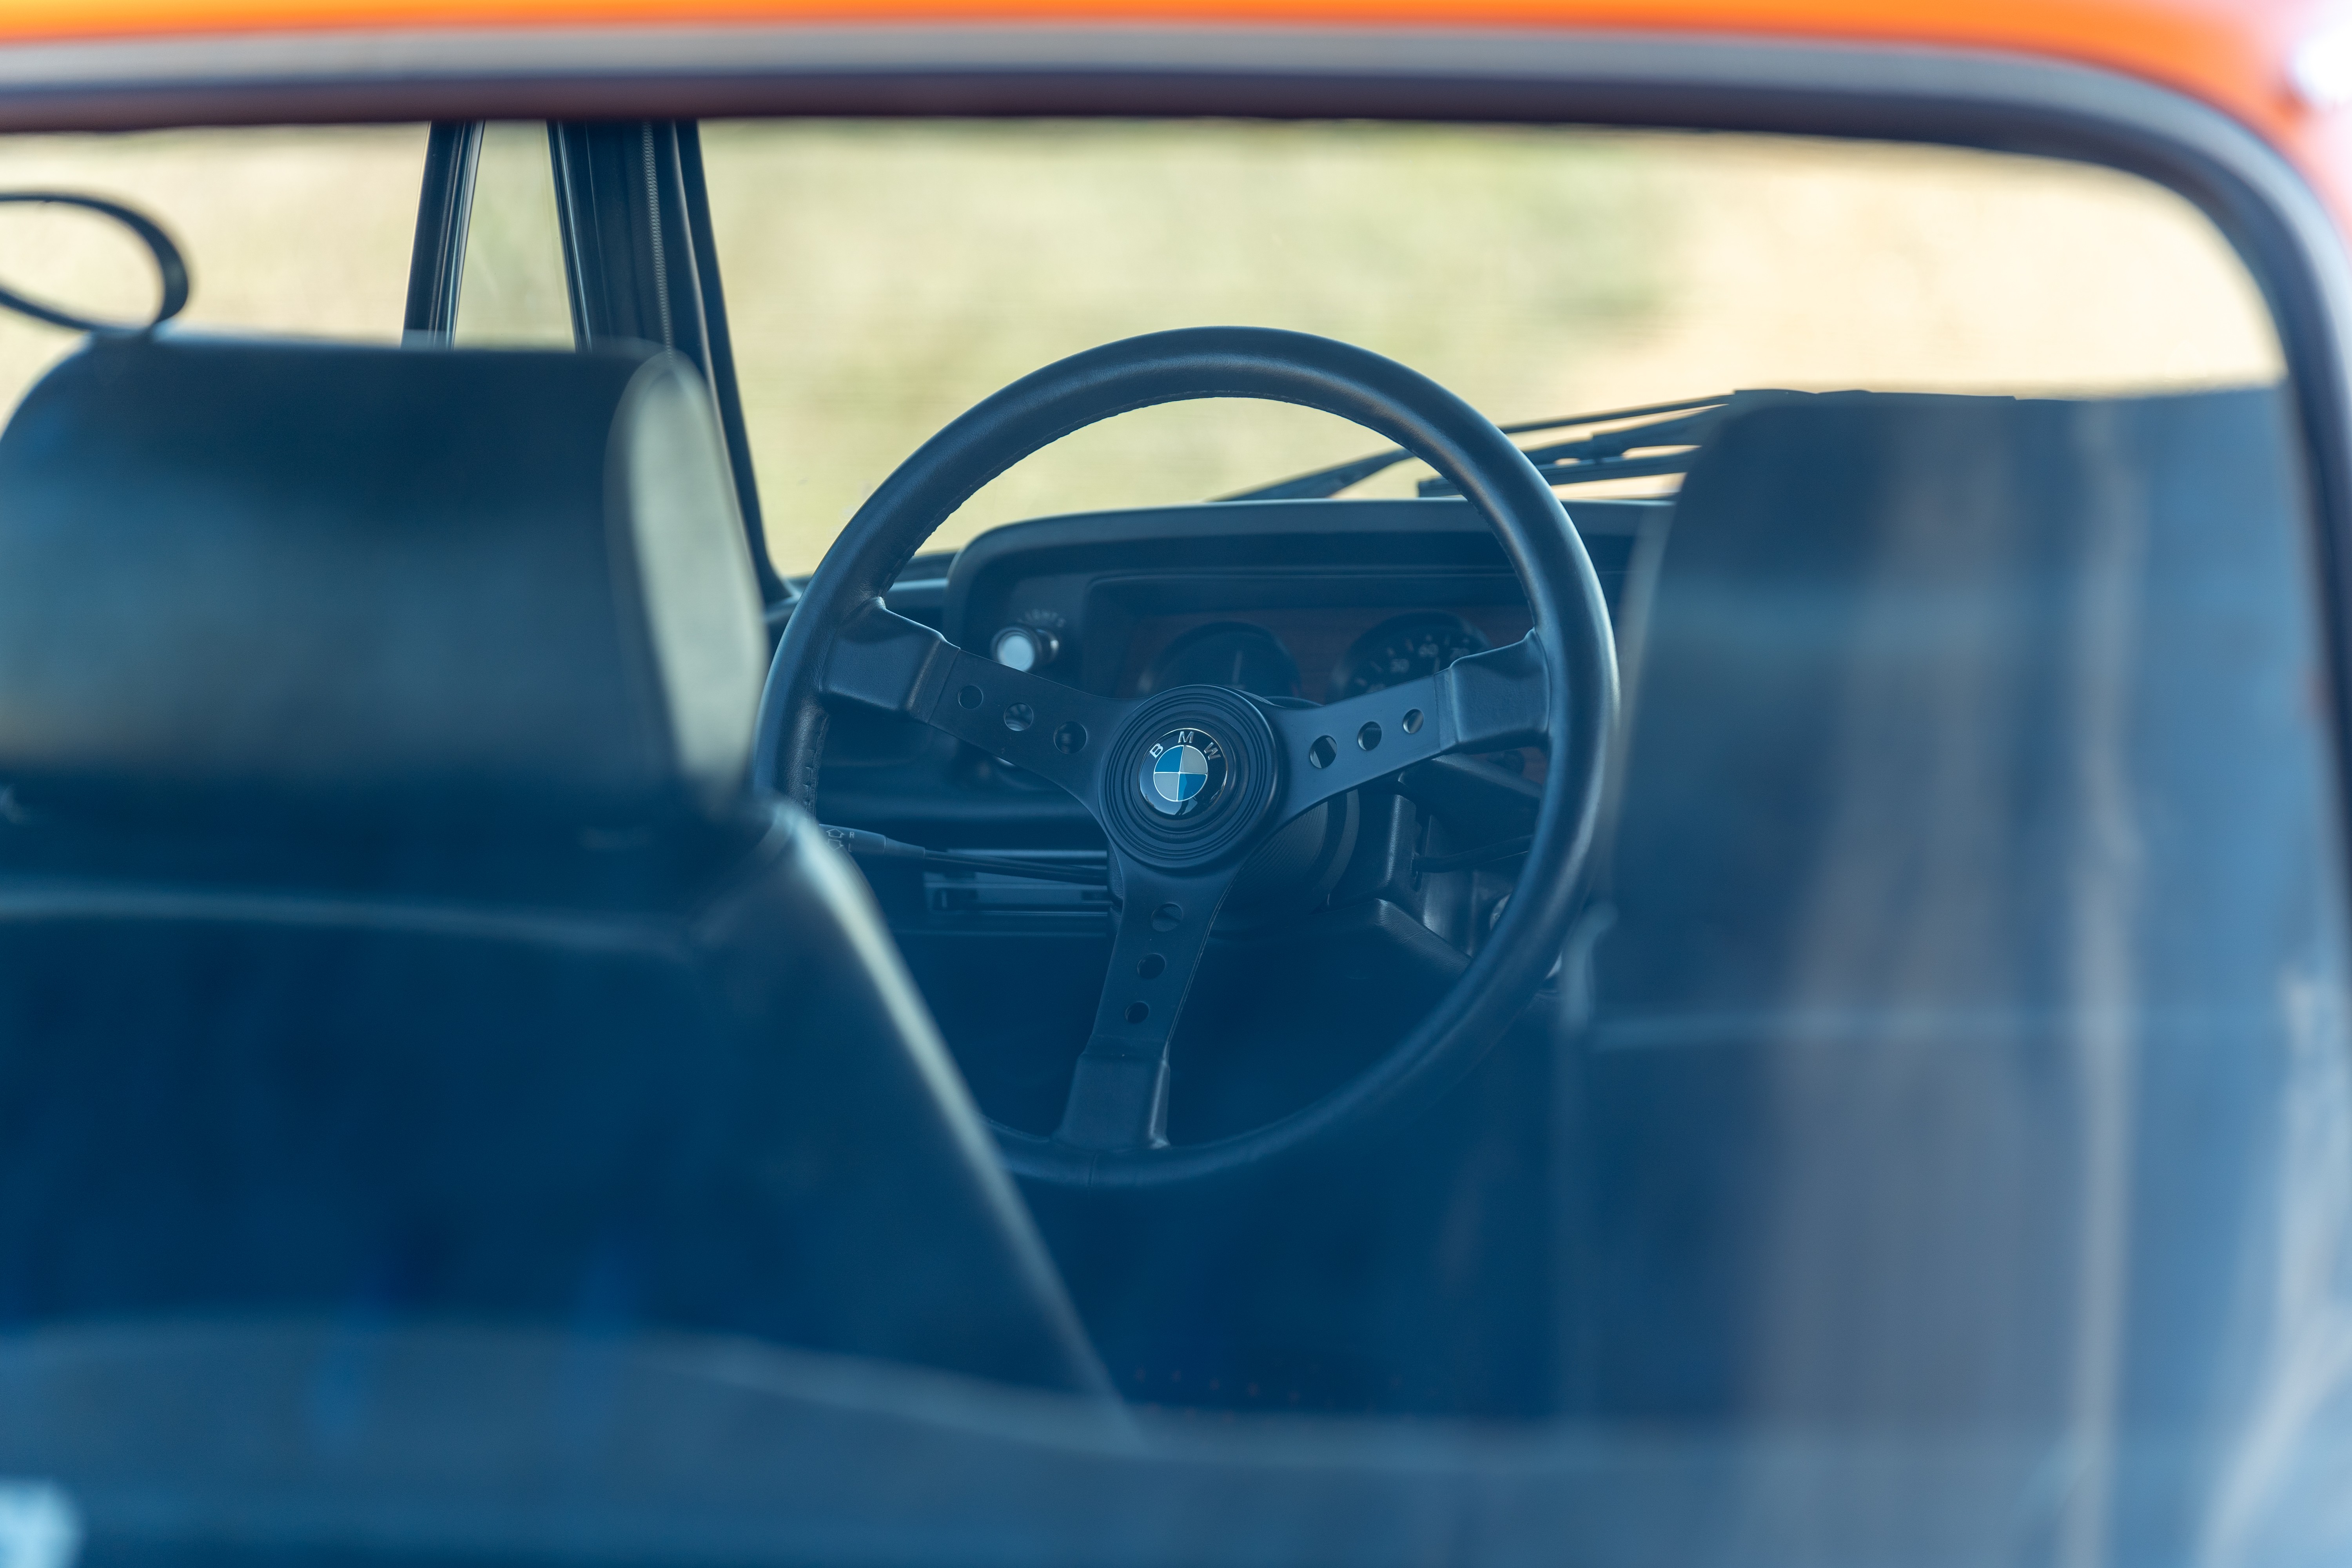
top-left (754, 326), bottom-right (1617, 1189)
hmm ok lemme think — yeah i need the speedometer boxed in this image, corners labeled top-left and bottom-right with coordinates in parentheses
top-left (1328, 612), bottom-right (1491, 701)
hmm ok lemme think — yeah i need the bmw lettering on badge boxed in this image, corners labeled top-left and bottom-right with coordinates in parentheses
top-left (1141, 727), bottom-right (1228, 819)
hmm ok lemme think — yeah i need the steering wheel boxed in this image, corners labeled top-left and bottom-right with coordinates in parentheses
top-left (753, 327), bottom-right (1616, 1189)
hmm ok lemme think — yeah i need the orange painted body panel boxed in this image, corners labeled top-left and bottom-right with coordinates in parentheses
top-left (0, 0), bottom-right (2345, 225)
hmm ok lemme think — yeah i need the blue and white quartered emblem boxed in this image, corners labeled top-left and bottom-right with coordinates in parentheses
top-left (1152, 743), bottom-right (1209, 803)
top-left (1141, 728), bottom-right (1227, 818)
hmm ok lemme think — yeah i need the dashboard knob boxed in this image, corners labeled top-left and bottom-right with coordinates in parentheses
top-left (991, 624), bottom-right (1060, 672)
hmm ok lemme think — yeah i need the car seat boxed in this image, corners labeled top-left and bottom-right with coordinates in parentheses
top-left (1573, 385), bottom-right (2343, 1477)
top-left (0, 334), bottom-right (1106, 1397)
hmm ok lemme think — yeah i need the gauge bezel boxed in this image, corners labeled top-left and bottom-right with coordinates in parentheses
top-left (1327, 609), bottom-right (1492, 703)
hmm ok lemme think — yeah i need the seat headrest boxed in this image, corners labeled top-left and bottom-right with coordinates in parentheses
top-left (1599, 385), bottom-right (2312, 1016)
top-left (0, 334), bottom-right (769, 828)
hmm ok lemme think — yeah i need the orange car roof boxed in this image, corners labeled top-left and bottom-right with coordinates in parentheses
top-left (0, 0), bottom-right (2339, 213)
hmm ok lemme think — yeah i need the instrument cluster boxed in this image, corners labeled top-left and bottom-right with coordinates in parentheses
top-left (1129, 609), bottom-right (1507, 704)
top-left (923, 497), bottom-right (1658, 776)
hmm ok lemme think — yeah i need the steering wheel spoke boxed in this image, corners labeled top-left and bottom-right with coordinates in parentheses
top-left (1054, 853), bottom-right (1234, 1152)
top-left (1268, 633), bottom-right (1550, 820)
top-left (819, 599), bottom-right (1127, 802)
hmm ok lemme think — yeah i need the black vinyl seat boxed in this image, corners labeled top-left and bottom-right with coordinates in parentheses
top-left (1573, 387), bottom-right (2342, 1463)
top-left (0, 333), bottom-right (1107, 1397)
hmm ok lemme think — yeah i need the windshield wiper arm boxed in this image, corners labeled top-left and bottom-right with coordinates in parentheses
top-left (1217, 390), bottom-right (1806, 503)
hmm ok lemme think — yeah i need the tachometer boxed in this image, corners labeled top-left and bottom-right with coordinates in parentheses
top-left (1329, 612), bottom-right (1490, 701)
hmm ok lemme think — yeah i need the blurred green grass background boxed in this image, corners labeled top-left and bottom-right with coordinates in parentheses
top-left (697, 119), bottom-right (1666, 568)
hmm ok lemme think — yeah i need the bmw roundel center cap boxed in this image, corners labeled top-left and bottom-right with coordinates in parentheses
top-left (1142, 728), bottom-right (1228, 818)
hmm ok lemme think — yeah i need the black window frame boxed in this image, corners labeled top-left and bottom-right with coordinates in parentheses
top-left (404, 116), bottom-right (782, 606)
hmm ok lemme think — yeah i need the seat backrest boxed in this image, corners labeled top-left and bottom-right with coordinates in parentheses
top-left (0, 334), bottom-right (1106, 1396)
top-left (1576, 387), bottom-right (2347, 1472)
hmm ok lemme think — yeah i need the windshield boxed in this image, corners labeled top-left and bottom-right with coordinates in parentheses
top-left (0, 114), bottom-right (2341, 1568)
top-left (681, 121), bottom-right (2280, 572)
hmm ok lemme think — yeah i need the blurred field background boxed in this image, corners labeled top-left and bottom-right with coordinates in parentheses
top-left (697, 122), bottom-right (2280, 571)
top-left (0, 120), bottom-right (2281, 575)
top-left (0, 126), bottom-right (423, 385)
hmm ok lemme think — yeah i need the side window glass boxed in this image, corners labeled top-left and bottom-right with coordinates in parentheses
top-left (454, 123), bottom-right (572, 347)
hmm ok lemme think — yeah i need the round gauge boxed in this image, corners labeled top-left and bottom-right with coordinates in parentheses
top-left (1140, 621), bottom-right (1301, 699)
top-left (1328, 612), bottom-right (1492, 701)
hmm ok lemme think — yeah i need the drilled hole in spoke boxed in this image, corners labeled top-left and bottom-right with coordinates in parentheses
top-left (1124, 1001), bottom-right (1151, 1024)
top-left (1357, 722), bottom-right (1381, 751)
top-left (1308, 736), bottom-right (1337, 769)
top-left (1151, 903), bottom-right (1183, 932)
top-left (1004, 703), bottom-right (1035, 732)
top-left (1401, 709), bottom-right (1424, 735)
top-left (1137, 954), bottom-right (1165, 978)
top-left (1054, 721), bottom-right (1087, 754)
top-left (957, 685), bottom-right (983, 710)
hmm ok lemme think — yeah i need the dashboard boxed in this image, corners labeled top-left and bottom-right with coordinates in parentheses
top-left (1128, 607), bottom-right (1524, 702)
top-left (818, 496), bottom-right (1659, 836)
top-left (818, 501), bottom-right (1665, 822)
top-left (808, 495), bottom-right (1665, 1137)
top-left (939, 497), bottom-right (1633, 694)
